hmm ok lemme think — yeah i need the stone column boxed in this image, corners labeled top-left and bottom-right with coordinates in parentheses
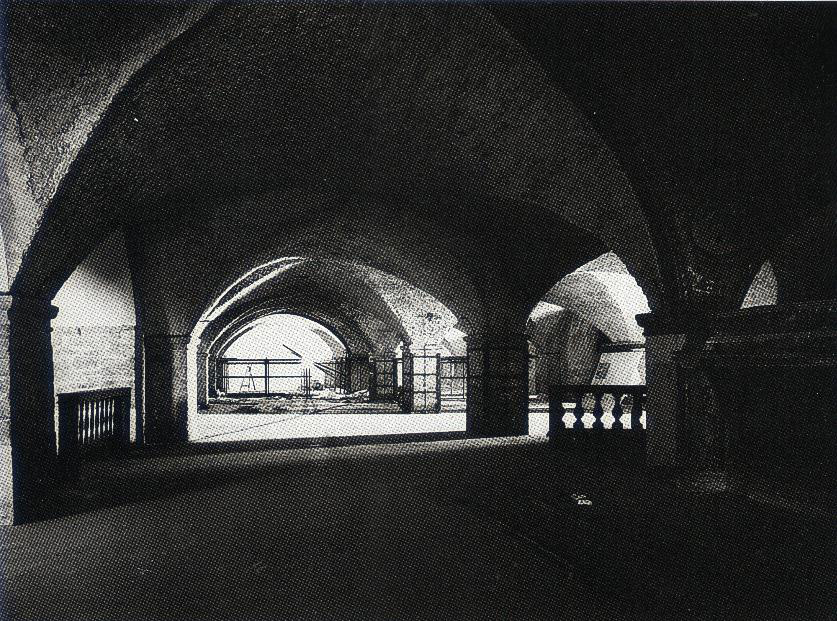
top-left (636, 312), bottom-right (708, 471)
top-left (144, 334), bottom-right (190, 444)
top-left (466, 331), bottom-right (529, 437)
top-left (0, 295), bottom-right (60, 523)
top-left (399, 343), bottom-right (413, 413)
top-left (0, 295), bottom-right (13, 524)
top-left (196, 342), bottom-right (209, 411)
top-left (207, 353), bottom-right (218, 399)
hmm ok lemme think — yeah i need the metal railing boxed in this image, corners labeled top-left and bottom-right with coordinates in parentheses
top-left (218, 358), bottom-right (312, 397)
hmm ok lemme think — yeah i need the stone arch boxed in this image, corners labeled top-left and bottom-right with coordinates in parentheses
top-left (0, 225), bottom-right (9, 291)
top-left (210, 306), bottom-right (371, 363)
top-left (196, 255), bottom-right (456, 359)
top-left (529, 252), bottom-right (651, 343)
top-left (3, 2), bottom-right (671, 478)
top-left (527, 252), bottom-right (651, 392)
top-left (216, 314), bottom-right (349, 362)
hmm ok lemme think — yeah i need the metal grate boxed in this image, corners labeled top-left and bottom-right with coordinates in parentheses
top-left (439, 356), bottom-right (467, 400)
top-left (57, 388), bottom-right (132, 457)
top-left (370, 358), bottom-right (398, 401)
top-left (411, 350), bottom-right (441, 413)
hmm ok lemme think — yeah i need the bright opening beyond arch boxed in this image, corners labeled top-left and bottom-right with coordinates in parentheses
top-left (224, 314), bottom-right (345, 361)
top-left (222, 314), bottom-right (346, 390)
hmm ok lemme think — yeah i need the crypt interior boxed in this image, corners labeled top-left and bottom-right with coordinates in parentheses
top-left (0, 2), bottom-right (834, 619)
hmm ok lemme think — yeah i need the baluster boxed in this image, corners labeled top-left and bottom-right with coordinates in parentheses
top-left (548, 388), bottom-right (566, 438)
top-left (556, 392), bottom-right (566, 430)
top-left (631, 392), bottom-right (644, 429)
top-left (76, 402), bottom-right (83, 446)
top-left (105, 399), bottom-right (112, 438)
top-left (592, 391), bottom-right (604, 430)
top-left (111, 397), bottom-right (118, 441)
top-left (84, 400), bottom-right (91, 444)
top-left (611, 391), bottom-right (624, 431)
top-left (573, 391), bottom-right (585, 430)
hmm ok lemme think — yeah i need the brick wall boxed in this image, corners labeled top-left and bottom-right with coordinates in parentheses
top-left (51, 325), bottom-right (138, 443)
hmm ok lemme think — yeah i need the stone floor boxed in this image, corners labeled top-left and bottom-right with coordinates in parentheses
top-left (1, 437), bottom-right (832, 620)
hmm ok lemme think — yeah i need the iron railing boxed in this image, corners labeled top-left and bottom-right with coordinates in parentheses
top-left (218, 358), bottom-right (312, 397)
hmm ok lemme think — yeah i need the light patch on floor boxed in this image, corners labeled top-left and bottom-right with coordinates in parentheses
top-left (189, 399), bottom-right (551, 442)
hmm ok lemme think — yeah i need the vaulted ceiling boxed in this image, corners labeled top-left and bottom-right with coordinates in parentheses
top-left (3, 1), bottom-right (832, 334)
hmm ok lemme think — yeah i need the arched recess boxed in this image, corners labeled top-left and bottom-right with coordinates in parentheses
top-left (762, 210), bottom-right (835, 305)
top-left (187, 254), bottom-right (464, 423)
top-left (189, 254), bottom-right (466, 418)
top-left (210, 306), bottom-right (372, 363)
top-left (221, 314), bottom-right (346, 360)
top-left (740, 261), bottom-right (778, 309)
top-left (215, 314), bottom-right (347, 397)
top-left (192, 298), bottom-right (386, 417)
top-left (527, 252), bottom-right (651, 392)
top-left (50, 230), bottom-right (142, 446)
top-left (195, 256), bottom-right (457, 358)
top-left (172, 206), bottom-right (487, 342)
top-left (199, 260), bottom-right (409, 349)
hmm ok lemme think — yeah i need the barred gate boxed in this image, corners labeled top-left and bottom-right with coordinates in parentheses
top-left (439, 356), bottom-right (467, 400)
top-left (370, 358), bottom-right (398, 401)
top-left (412, 351), bottom-right (441, 413)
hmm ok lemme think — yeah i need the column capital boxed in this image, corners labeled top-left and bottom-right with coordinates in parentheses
top-left (0, 293), bottom-right (58, 326)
